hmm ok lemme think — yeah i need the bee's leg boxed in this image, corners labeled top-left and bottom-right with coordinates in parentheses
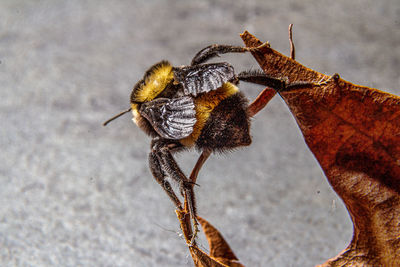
top-left (191, 44), bottom-right (254, 66)
top-left (149, 150), bottom-right (182, 210)
top-left (238, 70), bottom-right (314, 92)
top-left (239, 70), bottom-right (319, 116)
top-left (151, 139), bottom-right (199, 242)
top-left (237, 70), bottom-right (288, 89)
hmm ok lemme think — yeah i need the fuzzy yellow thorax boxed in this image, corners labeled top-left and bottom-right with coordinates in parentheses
top-left (133, 63), bottom-right (174, 103)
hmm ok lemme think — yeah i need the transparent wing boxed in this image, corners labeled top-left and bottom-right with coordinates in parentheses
top-left (173, 63), bottom-right (235, 96)
top-left (139, 96), bottom-right (197, 139)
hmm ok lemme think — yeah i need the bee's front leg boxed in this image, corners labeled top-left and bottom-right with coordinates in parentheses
top-left (149, 150), bottom-right (182, 210)
top-left (191, 44), bottom-right (252, 66)
top-left (150, 138), bottom-right (199, 243)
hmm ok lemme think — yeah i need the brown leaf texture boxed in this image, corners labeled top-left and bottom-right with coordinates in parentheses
top-left (176, 210), bottom-right (245, 267)
top-left (241, 31), bottom-right (400, 266)
top-left (197, 217), bottom-right (244, 267)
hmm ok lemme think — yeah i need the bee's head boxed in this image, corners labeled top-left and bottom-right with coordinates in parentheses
top-left (126, 61), bottom-right (174, 136)
top-left (103, 61), bottom-right (174, 128)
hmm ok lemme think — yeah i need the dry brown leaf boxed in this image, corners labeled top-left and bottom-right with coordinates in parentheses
top-left (241, 31), bottom-right (400, 266)
top-left (176, 210), bottom-right (244, 267)
top-left (189, 245), bottom-right (227, 267)
top-left (197, 217), bottom-right (244, 267)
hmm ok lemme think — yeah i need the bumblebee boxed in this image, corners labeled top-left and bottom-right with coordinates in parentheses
top-left (104, 44), bottom-right (294, 242)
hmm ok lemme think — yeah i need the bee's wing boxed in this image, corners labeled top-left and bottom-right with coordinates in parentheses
top-left (139, 96), bottom-right (197, 140)
top-left (173, 63), bottom-right (235, 96)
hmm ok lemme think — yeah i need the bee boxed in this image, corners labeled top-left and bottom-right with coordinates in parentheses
top-left (104, 44), bottom-right (296, 242)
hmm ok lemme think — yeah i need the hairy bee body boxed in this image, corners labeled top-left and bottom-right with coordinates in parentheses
top-left (105, 43), bottom-right (303, 244)
top-left (192, 89), bottom-right (251, 151)
top-left (130, 61), bottom-right (251, 153)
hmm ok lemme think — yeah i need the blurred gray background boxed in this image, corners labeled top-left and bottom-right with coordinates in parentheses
top-left (1, 1), bottom-right (399, 266)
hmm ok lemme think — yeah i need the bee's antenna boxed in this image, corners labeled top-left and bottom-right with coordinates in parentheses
top-left (103, 108), bottom-right (132, 126)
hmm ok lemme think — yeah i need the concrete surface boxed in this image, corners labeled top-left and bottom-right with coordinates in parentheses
top-left (1, 1), bottom-right (399, 266)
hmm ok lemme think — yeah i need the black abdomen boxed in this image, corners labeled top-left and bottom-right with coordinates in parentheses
top-left (196, 92), bottom-right (251, 152)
